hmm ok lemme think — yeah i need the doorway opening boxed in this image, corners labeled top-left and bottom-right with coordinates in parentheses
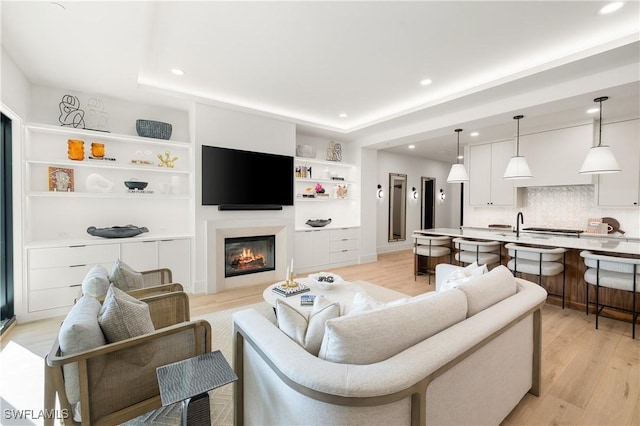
top-left (420, 177), bottom-right (435, 230)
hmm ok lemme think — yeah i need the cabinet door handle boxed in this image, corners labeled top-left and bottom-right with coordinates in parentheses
top-left (69, 245), bottom-right (87, 248)
top-left (342, 238), bottom-right (348, 241)
top-left (144, 240), bottom-right (157, 243)
top-left (70, 264), bottom-right (86, 268)
top-left (70, 284), bottom-right (82, 288)
top-left (342, 249), bottom-right (348, 252)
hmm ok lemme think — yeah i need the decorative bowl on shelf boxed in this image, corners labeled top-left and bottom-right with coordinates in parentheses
top-left (296, 144), bottom-right (316, 158)
top-left (136, 119), bottom-right (172, 140)
top-left (306, 218), bottom-right (331, 227)
top-left (308, 272), bottom-right (343, 290)
top-left (124, 180), bottom-right (148, 190)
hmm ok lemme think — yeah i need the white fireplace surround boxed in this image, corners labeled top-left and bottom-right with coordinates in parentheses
top-left (206, 219), bottom-right (292, 293)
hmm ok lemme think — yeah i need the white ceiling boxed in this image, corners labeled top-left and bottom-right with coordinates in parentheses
top-left (2, 1), bottom-right (639, 162)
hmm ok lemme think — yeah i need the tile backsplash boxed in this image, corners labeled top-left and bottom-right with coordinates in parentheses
top-left (465, 185), bottom-right (639, 237)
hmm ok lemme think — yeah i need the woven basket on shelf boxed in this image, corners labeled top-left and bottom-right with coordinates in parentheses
top-left (136, 119), bottom-right (172, 140)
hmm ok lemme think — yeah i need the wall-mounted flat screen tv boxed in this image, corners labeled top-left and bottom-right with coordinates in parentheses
top-left (201, 145), bottom-right (294, 208)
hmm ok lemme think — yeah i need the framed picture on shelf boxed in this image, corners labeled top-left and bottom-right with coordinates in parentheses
top-left (48, 167), bottom-right (74, 192)
top-left (336, 184), bottom-right (348, 199)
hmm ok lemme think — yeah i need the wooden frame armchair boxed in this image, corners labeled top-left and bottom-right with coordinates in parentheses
top-left (44, 291), bottom-right (212, 426)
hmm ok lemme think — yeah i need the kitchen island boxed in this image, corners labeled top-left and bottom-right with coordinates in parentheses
top-left (414, 228), bottom-right (639, 324)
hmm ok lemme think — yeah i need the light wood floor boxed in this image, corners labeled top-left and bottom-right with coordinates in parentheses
top-left (3, 250), bottom-right (639, 425)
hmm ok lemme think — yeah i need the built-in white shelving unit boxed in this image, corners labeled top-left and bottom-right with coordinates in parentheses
top-left (21, 123), bottom-right (194, 320)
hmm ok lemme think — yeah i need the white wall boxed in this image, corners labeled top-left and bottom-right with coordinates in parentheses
top-left (193, 103), bottom-right (296, 294)
top-left (1, 47), bottom-right (30, 118)
top-left (376, 151), bottom-right (454, 253)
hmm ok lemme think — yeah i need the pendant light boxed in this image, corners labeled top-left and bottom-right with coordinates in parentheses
top-left (503, 115), bottom-right (532, 179)
top-left (447, 128), bottom-right (469, 183)
top-left (579, 96), bottom-right (621, 174)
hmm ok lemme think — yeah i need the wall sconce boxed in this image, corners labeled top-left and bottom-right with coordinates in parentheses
top-left (439, 188), bottom-right (446, 201)
top-left (411, 187), bottom-right (418, 199)
top-left (377, 184), bottom-right (384, 199)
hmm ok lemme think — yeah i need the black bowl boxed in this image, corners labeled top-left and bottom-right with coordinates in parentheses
top-left (124, 181), bottom-right (148, 190)
top-left (306, 218), bottom-right (332, 227)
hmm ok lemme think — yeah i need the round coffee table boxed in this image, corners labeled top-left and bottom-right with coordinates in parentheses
top-left (263, 278), bottom-right (364, 314)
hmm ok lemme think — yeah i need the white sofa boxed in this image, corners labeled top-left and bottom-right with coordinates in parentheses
top-left (232, 265), bottom-right (547, 425)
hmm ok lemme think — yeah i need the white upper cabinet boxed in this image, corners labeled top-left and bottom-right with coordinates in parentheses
top-left (469, 140), bottom-right (515, 206)
top-left (597, 119), bottom-right (640, 207)
top-left (514, 124), bottom-right (593, 187)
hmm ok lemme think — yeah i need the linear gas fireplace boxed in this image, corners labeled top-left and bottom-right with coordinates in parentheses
top-left (224, 235), bottom-right (276, 278)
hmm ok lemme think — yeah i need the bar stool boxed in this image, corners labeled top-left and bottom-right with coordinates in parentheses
top-left (580, 251), bottom-right (640, 339)
top-left (452, 238), bottom-right (501, 268)
top-left (505, 243), bottom-right (567, 308)
top-left (412, 234), bottom-right (452, 283)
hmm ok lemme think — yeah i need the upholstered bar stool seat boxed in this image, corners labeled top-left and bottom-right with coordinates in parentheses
top-left (580, 250), bottom-right (640, 339)
top-left (412, 234), bottom-right (452, 283)
top-left (453, 238), bottom-right (501, 266)
top-left (505, 243), bottom-right (567, 308)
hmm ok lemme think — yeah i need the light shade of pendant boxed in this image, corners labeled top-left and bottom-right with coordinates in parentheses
top-left (579, 96), bottom-right (621, 174)
top-left (447, 128), bottom-right (469, 183)
top-left (503, 156), bottom-right (532, 179)
top-left (504, 115), bottom-right (532, 179)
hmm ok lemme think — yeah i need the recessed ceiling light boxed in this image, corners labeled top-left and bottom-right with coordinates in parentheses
top-left (420, 79), bottom-right (432, 86)
top-left (408, 144), bottom-right (416, 149)
top-left (171, 68), bottom-right (185, 76)
top-left (470, 132), bottom-right (479, 137)
top-left (599, 1), bottom-right (624, 14)
top-left (339, 113), bottom-right (348, 118)
top-left (587, 107), bottom-right (600, 114)
top-left (457, 155), bottom-right (464, 160)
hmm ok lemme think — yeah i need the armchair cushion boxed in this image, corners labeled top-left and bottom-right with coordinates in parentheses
top-left (109, 258), bottom-right (143, 291)
top-left (58, 295), bottom-right (106, 406)
top-left (276, 296), bottom-right (340, 355)
top-left (98, 285), bottom-right (155, 365)
top-left (81, 264), bottom-right (110, 298)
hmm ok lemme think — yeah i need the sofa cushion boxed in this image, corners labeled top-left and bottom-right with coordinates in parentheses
top-left (109, 259), bottom-right (143, 291)
top-left (81, 265), bottom-right (110, 298)
top-left (276, 296), bottom-right (340, 356)
top-left (318, 289), bottom-right (468, 364)
top-left (98, 284), bottom-right (155, 365)
top-left (457, 265), bottom-right (517, 317)
top-left (58, 295), bottom-right (106, 406)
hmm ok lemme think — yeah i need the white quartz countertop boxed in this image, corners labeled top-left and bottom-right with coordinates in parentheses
top-left (414, 228), bottom-right (640, 256)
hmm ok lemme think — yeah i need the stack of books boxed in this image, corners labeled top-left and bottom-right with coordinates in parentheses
top-left (272, 282), bottom-right (310, 297)
top-left (300, 294), bottom-right (316, 306)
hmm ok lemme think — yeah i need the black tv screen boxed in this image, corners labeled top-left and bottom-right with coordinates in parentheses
top-left (201, 145), bottom-right (294, 207)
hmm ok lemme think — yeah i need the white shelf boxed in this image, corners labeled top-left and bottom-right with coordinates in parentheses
top-left (26, 191), bottom-right (190, 199)
top-left (295, 197), bottom-right (353, 202)
top-left (294, 157), bottom-right (355, 167)
top-left (26, 159), bottom-right (190, 174)
top-left (295, 178), bottom-right (354, 185)
top-left (25, 122), bottom-right (191, 147)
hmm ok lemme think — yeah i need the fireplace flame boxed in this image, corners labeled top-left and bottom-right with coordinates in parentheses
top-left (231, 247), bottom-right (266, 269)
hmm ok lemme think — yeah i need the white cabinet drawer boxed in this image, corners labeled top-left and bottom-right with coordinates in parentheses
top-left (330, 238), bottom-right (359, 252)
top-left (121, 241), bottom-right (159, 271)
top-left (330, 228), bottom-right (359, 241)
top-left (29, 287), bottom-right (79, 312)
top-left (29, 262), bottom-right (113, 291)
top-left (329, 249), bottom-right (358, 264)
top-left (29, 244), bottom-right (120, 269)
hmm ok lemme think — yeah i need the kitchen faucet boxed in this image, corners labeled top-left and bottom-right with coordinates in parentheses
top-left (516, 212), bottom-right (524, 237)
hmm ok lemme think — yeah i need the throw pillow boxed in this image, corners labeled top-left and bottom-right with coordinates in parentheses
top-left (97, 284), bottom-right (155, 365)
top-left (318, 289), bottom-right (468, 364)
top-left (457, 265), bottom-right (517, 317)
top-left (109, 258), bottom-right (143, 291)
top-left (276, 296), bottom-right (340, 356)
top-left (440, 262), bottom-right (489, 292)
top-left (81, 265), bottom-right (110, 298)
top-left (58, 295), bottom-right (106, 407)
top-left (346, 292), bottom-right (385, 316)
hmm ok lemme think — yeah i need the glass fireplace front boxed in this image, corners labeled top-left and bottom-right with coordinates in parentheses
top-left (224, 235), bottom-right (276, 278)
